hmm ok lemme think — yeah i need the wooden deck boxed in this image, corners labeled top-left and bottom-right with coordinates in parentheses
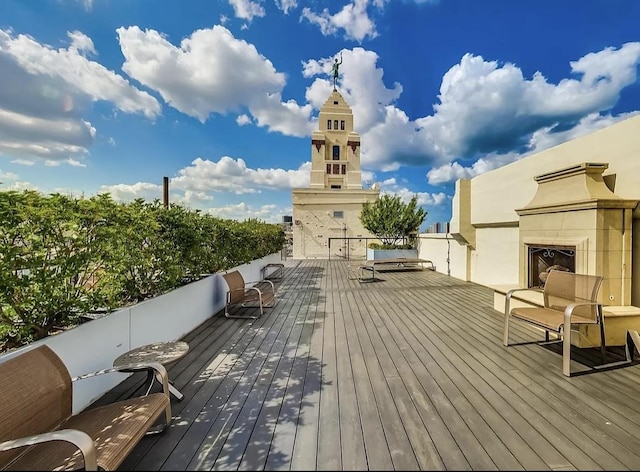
top-left (97, 260), bottom-right (640, 471)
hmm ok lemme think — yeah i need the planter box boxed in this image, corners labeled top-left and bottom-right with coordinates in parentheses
top-left (367, 248), bottom-right (418, 260)
top-left (0, 252), bottom-right (282, 414)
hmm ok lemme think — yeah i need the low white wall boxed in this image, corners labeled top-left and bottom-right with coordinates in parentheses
top-left (417, 234), bottom-right (469, 281)
top-left (470, 227), bottom-right (520, 286)
top-left (0, 253), bottom-right (282, 414)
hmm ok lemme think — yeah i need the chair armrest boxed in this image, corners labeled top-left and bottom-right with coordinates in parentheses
top-left (0, 429), bottom-right (98, 471)
top-left (72, 362), bottom-right (170, 398)
top-left (247, 279), bottom-right (276, 293)
top-left (564, 302), bottom-right (603, 322)
top-left (504, 287), bottom-right (544, 314)
top-left (246, 286), bottom-right (264, 303)
top-left (245, 279), bottom-right (276, 292)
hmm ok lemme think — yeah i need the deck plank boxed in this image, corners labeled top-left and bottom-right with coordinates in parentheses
top-left (96, 260), bottom-right (640, 471)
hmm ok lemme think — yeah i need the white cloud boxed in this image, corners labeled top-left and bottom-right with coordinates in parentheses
top-left (378, 179), bottom-right (448, 206)
top-left (1, 180), bottom-right (39, 191)
top-left (117, 25), bottom-right (313, 136)
top-left (1, 29), bottom-right (161, 119)
top-left (274, 0), bottom-right (297, 14)
top-left (236, 114), bottom-right (252, 126)
top-left (301, 0), bottom-right (377, 42)
top-left (391, 187), bottom-right (447, 207)
top-left (171, 156), bottom-right (311, 194)
top-left (11, 159), bottom-right (35, 166)
top-left (303, 43), bottom-right (640, 175)
top-left (426, 111), bottom-right (639, 184)
top-left (0, 170), bottom-right (18, 181)
top-left (304, 48), bottom-right (402, 131)
top-left (228, 0), bottom-right (265, 21)
top-left (203, 202), bottom-right (284, 223)
top-left (67, 30), bottom-right (96, 55)
top-left (98, 182), bottom-right (163, 202)
top-left (78, 0), bottom-right (93, 11)
top-left (420, 43), bottom-right (640, 160)
top-left (0, 27), bottom-right (161, 164)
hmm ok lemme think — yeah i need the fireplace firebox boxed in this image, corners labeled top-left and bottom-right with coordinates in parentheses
top-left (527, 245), bottom-right (576, 288)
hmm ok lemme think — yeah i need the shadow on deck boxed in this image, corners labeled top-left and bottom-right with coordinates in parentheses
top-left (89, 260), bottom-right (640, 471)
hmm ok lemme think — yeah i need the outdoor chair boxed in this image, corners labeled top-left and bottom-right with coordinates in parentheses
top-left (222, 270), bottom-right (276, 319)
top-left (503, 270), bottom-right (605, 376)
top-left (0, 345), bottom-right (171, 470)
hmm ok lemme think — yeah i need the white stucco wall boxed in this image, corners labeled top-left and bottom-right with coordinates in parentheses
top-left (470, 114), bottom-right (640, 225)
top-left (469, 227), bottom-right (520, 285)
top-left (417, 234), bottom-right (469, 281)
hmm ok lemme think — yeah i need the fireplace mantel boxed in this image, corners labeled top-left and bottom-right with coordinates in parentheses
top-left (517, 162), bottom-right (638, 305)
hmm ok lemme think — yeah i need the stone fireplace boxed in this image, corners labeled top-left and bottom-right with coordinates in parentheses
top-left (516, 162), bottom-right (637, 306)
top-left (527, 244), bottom-right (576, 288)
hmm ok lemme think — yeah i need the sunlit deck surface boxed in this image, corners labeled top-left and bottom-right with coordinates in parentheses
top-left (98, 260), bottom-right (640, 471)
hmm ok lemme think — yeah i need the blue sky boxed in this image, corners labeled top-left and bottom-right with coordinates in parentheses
top-left (0, 0), bottom-right (639, 229)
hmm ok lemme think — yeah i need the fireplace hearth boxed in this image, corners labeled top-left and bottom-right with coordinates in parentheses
top-left (527, 245), bottom-right (575, 288)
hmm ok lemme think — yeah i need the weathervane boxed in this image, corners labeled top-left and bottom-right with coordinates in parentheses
top-left (332, 52), bottom-right (343, 91)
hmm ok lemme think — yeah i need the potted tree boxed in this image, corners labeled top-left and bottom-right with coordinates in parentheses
top-left (359, 194), bottom-right (427, 260)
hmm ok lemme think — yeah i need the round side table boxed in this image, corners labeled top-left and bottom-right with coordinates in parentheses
top-left (113, 341), bottom-right (189, 401)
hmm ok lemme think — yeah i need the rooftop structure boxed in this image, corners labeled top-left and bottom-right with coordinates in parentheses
top-left (292, 90), bottom-right (379, 259)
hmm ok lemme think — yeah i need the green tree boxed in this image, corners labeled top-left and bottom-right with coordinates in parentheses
top-left (359, 194), bottom-right (427, 247)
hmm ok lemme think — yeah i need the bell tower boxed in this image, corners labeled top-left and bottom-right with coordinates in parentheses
top-left (309, 91), bottom-right (362, 190)
top-left (291, 88), bottom-right (379, 259)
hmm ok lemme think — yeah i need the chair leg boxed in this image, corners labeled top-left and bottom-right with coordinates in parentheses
top-left (562, 318), bottom-right (572, 377)
top-left (599, 319), bottom-right (607, 364)
top-left (627, 330), bottom-right (640, 361)
top-left (503, 313), bottom-right (510, 347)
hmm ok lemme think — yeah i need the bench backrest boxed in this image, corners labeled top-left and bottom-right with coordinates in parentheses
top-left (543, 270), bottom-right (603, 321)
top-left (222, 271), bottom-right (247, 304)
top-left (0, 345), bottom-right (72, 467)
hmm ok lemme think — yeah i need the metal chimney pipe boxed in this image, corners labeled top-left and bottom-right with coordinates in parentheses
top-left (163, 176), bottom-right (169, 208)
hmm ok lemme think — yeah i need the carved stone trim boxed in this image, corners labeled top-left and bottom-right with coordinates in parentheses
top-left (347, 140), bottom-right (359, 153)
top-left (312, 139), bottom-right (325, 152)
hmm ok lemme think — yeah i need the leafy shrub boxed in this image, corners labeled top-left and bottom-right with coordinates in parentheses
top-left (367, 243), bottom-right (415, 250)
top-left (360, 194), bottom-right (427, 246)
top-left (0, 191), bottom-right (284, 351)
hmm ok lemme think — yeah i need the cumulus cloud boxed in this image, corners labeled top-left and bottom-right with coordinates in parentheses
top-left (171, 156), bottom-right (311, 194)
top-left (0, 28), bottom-right (161, 164)
top-left (426, 111), bottom-right (639, 184)
top-left (301, 0), bottom-right (377, 42)
top-left (98, 182), bottom-right (163, 202)
top-left (300, 0), bottom-right (439, 42)
top-left (417, 43), bottom-right (640, 161)
top-left (227, 0), bottom-right (265, 22)
top-left (203, 202), bottom-right (285, 223)
top-left (302, 43), bottom-right (640, 174)
top-left (304, 48), bottom-right (402, 131)
top-left (0, 170), bottom-right (19, 181)
top-left (378, 178), bottom-right (448, 206)
top-left (0, 180), bottom-right (39, 191)
top-left (236, 114), bottom-right (252, 126)
top-left (117, 25), bottom-right (314, 136)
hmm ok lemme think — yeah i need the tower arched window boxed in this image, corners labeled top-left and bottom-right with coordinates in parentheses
top-left (332, 145), bottom-right (340, 160)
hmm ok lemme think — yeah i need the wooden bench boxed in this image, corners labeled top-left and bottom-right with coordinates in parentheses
top-left (0, 345), bottom-right (171, 470)
top-left (222, 270), bottom-right (276, 319)
top-left (503, 270), bottom-right (605, 376)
